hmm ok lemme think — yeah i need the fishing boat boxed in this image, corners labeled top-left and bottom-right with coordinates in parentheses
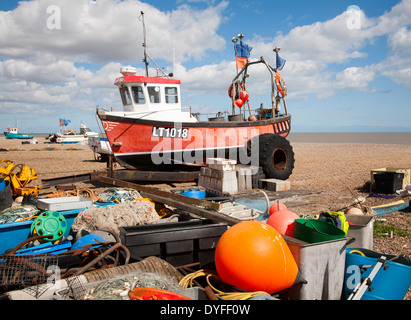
top-left (4, 126), bottom-right (34, 139)
top-left (88, 133), bottom-right (112, 161)
top-left (47, 120), bottom-right (98, 144)
top-left (97, 13), bottom-right (295, 180)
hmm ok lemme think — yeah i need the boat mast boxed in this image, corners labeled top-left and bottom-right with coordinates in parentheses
top-left (138, 11), bottom-right (169, 78)
top-left (140, 11), bottom-right (149, 77)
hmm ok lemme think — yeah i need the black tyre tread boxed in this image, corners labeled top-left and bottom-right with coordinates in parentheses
top-left (257, 134), bottom-right (295, 180)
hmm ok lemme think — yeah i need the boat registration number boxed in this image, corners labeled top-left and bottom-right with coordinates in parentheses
top-left (152, 127), bottom-right (189, 139)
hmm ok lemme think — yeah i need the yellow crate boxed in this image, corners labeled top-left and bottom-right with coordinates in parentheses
top-left (370, 167), bottom-right (410, 190)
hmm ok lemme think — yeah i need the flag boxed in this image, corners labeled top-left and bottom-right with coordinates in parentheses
top-left (236, 57), bottom-right (248, 70)
top-left (276, 52), bottom-right (286, 71)
top-left (59, 119), bottom-right (71, 126)
top-left (235, 41), bottom-right (252, 70)
top-left (236, 42), bottom-right (252, 59)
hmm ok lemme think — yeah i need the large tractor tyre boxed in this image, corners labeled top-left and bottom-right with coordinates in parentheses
top-left (253, 134), bottom-right (295, 180)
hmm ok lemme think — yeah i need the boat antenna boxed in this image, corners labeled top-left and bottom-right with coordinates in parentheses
top-left (139, 11), bottom-right (149, 77)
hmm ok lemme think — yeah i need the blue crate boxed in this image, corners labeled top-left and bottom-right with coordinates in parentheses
top-left (0, 208), bottom-right (81, 254)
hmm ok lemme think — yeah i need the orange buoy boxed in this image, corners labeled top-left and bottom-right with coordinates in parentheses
top-left (214, 221), bottom-right (299, 294)
top-left (266, 209), bottom-right (300, 237)
top-left (235, 99), bottom-right (243, 108)
top-left (269, 201), bottom-right (288, 216)
top-left (239, 90), bottom-right (249, 102)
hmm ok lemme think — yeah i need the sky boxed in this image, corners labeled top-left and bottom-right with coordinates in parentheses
top-left (0, 0), bottom-right (411, 134)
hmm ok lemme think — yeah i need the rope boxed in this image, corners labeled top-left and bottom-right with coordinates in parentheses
top-left (178, 269), bottom-right (270, 300)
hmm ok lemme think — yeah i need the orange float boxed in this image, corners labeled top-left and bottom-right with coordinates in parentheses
top-left (214, 221), bottom-right (300, 294)
top-left (269, 201), bottom-right (288, 216)
top-left (266, 209), bottom-right (300, 237)
top-left (128, 287), bottom-right (191, 300)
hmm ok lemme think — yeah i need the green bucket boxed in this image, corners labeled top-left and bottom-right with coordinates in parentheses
top-left (294, 218), bottom-right (346, 243)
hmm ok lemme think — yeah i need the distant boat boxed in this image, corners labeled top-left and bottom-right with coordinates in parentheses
top-left (4, 126), bottom-right (34, 139)
top-left (46, 120), bottom-right (98, 144)
top-left (88, 133), bottom-right (112, 161)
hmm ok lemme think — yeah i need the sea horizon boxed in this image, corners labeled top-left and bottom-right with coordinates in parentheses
top-left (287, 132), bottom-right (411, 146)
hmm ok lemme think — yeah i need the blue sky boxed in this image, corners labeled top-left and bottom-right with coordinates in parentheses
top-left (1, 0), bottom-right (410, 133)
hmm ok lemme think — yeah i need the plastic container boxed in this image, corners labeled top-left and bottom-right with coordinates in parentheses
top-left (346, 215), bottom-right (374, 250)
top-left (228, 114), bottom-right (244, 121)
top-left (181, 188), bottom-right (206, 199)
top-left (294, 218), bottom-right (346, 244)
top-left (344, 248), bottom-right (411, 300)
top-left (0, 180), bottom-right (13, 211)
top-left (71, 234), bottom-right (105, 250)
top-left (36, 196), bottom-right (93, 211)
top-left (0, 208), bottom-right (81, 254)
top-left (279, 235), bottom-right (347, 300)
top-left (374, 172), bottom-right (404, 194)
top-left (120, 220), bottom-right (228, 267)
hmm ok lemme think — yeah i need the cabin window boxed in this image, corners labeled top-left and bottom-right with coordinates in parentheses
top-left (120, 86), bottom-right (132, 105)
top-left (148, 86), bottom-right (161, 103)
top-left (165, 87), bottom-right (178, 103)
top-left (131, 86), bottom-right (145, 104)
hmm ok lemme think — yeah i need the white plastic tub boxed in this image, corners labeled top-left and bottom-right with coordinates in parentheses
top-left (36, 196), bottom-right (93, 211)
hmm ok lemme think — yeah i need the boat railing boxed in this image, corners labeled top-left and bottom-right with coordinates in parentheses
top-left (229, 57), bottom-right (289, 117)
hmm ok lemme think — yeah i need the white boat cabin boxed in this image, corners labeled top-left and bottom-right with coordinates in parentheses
top-left (6, 127), bottom-right (18, 134)
top-left (111, 67), bottom-right (197, 123)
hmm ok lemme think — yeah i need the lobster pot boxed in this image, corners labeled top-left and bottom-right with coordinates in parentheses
top-left (344, 248), bottom-right (411, 300)
top-left (278, 236), bottom-right (347, 300)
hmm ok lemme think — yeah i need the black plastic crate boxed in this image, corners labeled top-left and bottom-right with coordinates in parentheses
top-left (374, 172), bottom-right (404, 194)
top-left (120, 220), bottom-right (228, 267)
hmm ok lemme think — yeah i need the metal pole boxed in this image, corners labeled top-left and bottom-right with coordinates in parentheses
top-left (140, 11), bottom-right (149, 77)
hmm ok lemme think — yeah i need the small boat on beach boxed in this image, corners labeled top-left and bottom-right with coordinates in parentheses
top-left (47, 120), bottom-right (98, 144)
top-left (88, 133), bottom-right (112, 161)
top-left (4, 126), bottom-right (34, 140)
top-left (97, 13), bottom-right (295, 180)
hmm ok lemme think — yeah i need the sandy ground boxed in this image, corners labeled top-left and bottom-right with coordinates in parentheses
top-left (1, 136), bottom-right (410, 299)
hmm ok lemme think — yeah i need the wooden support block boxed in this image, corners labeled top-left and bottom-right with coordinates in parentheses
top-left (259, 178), bottom-right (291, 192)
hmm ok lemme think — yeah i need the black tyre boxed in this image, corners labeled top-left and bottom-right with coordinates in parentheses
top-left (253, 134), bottom-right (295, 180)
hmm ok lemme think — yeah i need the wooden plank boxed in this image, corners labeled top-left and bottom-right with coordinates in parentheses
top-left (41, 171), bottom-right (108, 188)
top-left (41, 168), bottom-right (199, 188)
top-left (112, 169), bottom-right (199, 182)
top-left (98, 176), bottom-right (241, 226)
top-left (371, 200), bottom-right (404, 209)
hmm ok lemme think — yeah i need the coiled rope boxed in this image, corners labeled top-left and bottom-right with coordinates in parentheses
top-left (178, 269), bottom-right (270, 300)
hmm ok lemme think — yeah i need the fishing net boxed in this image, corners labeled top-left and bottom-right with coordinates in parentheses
top-left (0, 206), bottom-right (39, 224)
top-left (82, 272), bottom-right (182, 300)
top-left (98, 187), bottom-right (142, 203)
top-left (71, 199), bottom-right (161, 240)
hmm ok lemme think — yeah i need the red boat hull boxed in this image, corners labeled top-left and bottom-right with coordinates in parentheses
top-left (99, 114), bottom-right (291, 168)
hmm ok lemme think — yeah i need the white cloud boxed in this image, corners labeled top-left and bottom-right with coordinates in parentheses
top-left (0, 0), bottom-right (229, 121)
top-left (335, 66), bottom-right (376, 91)
top-left (0, 0), bottom-right (228, 64)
